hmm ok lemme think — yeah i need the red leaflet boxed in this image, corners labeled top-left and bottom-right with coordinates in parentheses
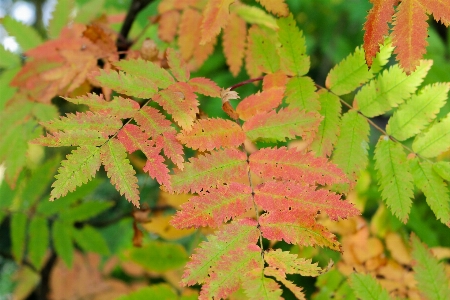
top-left (171, 183), bottom-right (253, 228)
top-left (117, 124), bottom-right (154, 153)
top-left (255, 181), bottom-right (360, 220)
top-left (249, 147), bottom-right (349, 186)
top-left (143, 146), bottom-right (171, 187)
top-left (236, 88), bottom-right (284, 120)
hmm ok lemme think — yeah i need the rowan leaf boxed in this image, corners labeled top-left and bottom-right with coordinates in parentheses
top-left (60, 201), bottom-right (112, 223)
top-left (188, 77), bottom-right (221, 98)
top-left (182, 219), bottom-right (259, 286)
top-left (259, 212), bottom-right (340, 250)
top-left (356, 60), bottom-right (432, 117)
top-left (52, 220), bottom-right (74, 268)
top-left (172, 183), bottom-right (253, 228)
top-left (363, 0), bottom-right (398, 67)
top-left (113, 58), bottom-right (175, 89)
top-left (11, 212), bottom-right (27, 263)
top-left (246, 25), bottom-right (280, 77)
top-left (332, 110), bottom-right (370, 181)
top-left (134, 106), bottom-right (176, 137)
top-left (277, 14), bottom-right (309, 76)
top-left (421, 0), bottom-right (450, 26)
top-left (392, 0), bottom-right (429, 73)
top-left (284, 76), bottom-right (320, 112)
top-left (96, 70), bottom-right (157, 98)
top-left (349, 273), bottom-right (391, 300)
top-left (178, 8), bottom-right (201, 61)
top-left (310, 90), bottom-right (341, 157)
top-left (159, 10), bottom-right (180, 42)
top-left (0, 45), bottom-right (21, 69)
top-left (222, 13), bottom-right (247, 76)
top-left (412, 113), bottom-right (450, 158)
top-left (255, 181), bottom-right (359, 221)
top-left (170, 148), bottom-right (247, 193)
top-left (387, 83), bottom-right (449, 141)
top-left (71, 225), bottom-right (109, 255)
top-left (48, 0), bottom-right (74, 39)
top-left (232, 3), bottom-right (278, 30)
top-left (28, 216), bottom-right (49, 269)
top-left (374, 137), bottom-right (414, 223)
top-left (100, 139), bottom-right (140, 207)
top-left (263, 268), bottom-right (304, 300)
top-left (178, 118), bottom-right (246, 151)
top-left (256, 0), bottom-right (288, 17)
top-left (325, 46), bottom-right (373, 95)
top-left (1, 16), bottom-right (43, 51)
top-left (250, 147), bottom-right (348, 186)
top-left (410, 159), bottom-right (450, 226)
top-left (34, 130), bottom-right (108, 147)
top-left (411, 234), bottom-right (450, 300)
top-left (433, 161), bottom-right (450, 181)
top-left (236, 88), bottom-right (284, 121)
top-left (117, 124), bottom-right (154, 153)
top-left (370, 37), bottom-right (395, 74)
top-left (50, 146), bottom-right (101, 201)
top-left (264, 249), bottom-right (322, 277)
top-left (263, 71), bottom-right (288, 90)
top-left (167, 48), bottom-right (190, 82)
top-left (200, 0), bottom-right (234, 45)
top-left (243, 107), bottom-right (321, 143)
top-left (242, 269), bottom-right (283, 300)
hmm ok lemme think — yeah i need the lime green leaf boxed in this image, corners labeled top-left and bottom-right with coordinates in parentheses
top-left (11, 212), bottom-right (28, 262)
top-left (100, 140), bottom-right (140, 206)
top-left (128, 240), bottom-right (188, 272)
top-left (411, 234), bottom-right (450, 300)
top-left (48, 0), bottom-right (74, 38)
top-left (167, 48), bottom-right (190, 82)
top-left (374, 137), bottom-right (414, 223)
top-left (41, 112), bottom-right (122, 135)
top-left (242, 270), bottom-right (283, 300)
top-left (315, 269), bottom-right (356, 300)
top-left (413, 113), bottom-right (450, 158)
top-left (357, 60), bottom-right (432, 117)
top-left (370, 37), bottom-right (394, 74)
top-left (0, 67), bottom-right (20, 109)
top-left (96, 70), bottom-right (157, 98)
top-left (246, 25), bottom-right (279, 77)
top-left (243, 107), bottom-right (321, 143)
top-left (0, 44), bottom-right (21, 68)
top-left (387, 83), bottom-right (449, 141)
top-left (60, 201), bottom-right (112, 223)
top-left (277, 14), bottom-right (309, 76)
top-left (52, 220), bottom-right (74, 267)
top-left (310, 90), bottom-right (342, 157)
top-left (33, 130), bottom-right (108, 147)
top-left (71, 225), bottom-right (109, 255)
top-left (433, 161), bottom-right (450, 181)
top-left (332, 110), bottom-right (370, 181)
top-left (349, 273), bottom-right (391, 300)
top-left (285, 76), bottom-right (320, 112)
top-left (117, 285), bottom-right (178, 300)
top-left (31, 103), bottom-right (59, 122)
top-left (410, 159), bottom-right (450, 226)
top-left (264, 249), bottom-right (322, 276)
top-left (50, 146), bottom-right (101, 201)
top-left (232, 4), bottom-right (278, 30)
top-left (325, 46), bottom-right (373, 95)
top-left (1, 16), bottom-right (43, 51)
top-left (28, 216), bottom-right (49, 269)
top-left (74, 0), bottom-right (105, 24)
top-left (113, 58), bottom-right (175, 89)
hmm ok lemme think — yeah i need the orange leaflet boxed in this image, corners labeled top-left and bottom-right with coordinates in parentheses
top-left (222, 13), bottom-right (247, 76)
top-left (200, 0), bottom-right (235, 44)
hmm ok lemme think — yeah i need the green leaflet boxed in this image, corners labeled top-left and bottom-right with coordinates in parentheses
top-left (325, 46), bottom-right (373, 95)
top-left (31, 103), bottom-right (59, 122)
top-left (128, 241), bottom-right (188, 272)
top-left (0, 67), bottom-right (20, 109)
top-left (28, 216), bottom-right (49, 269)
top-left (51, 146), bottom-right (101, 201)
top-left (71, 225), bottom-right (109, 255)
top-left (264, 249), bottom-right (322, 276)
top-left (11, 212), bottom-right (27, 263)
top-left (277, 14), bottom-right (309, 76)
top-left (52, 220), bottom-right (74, 267)
top-left (167, 48), bottom-right (190, 82)
top-left (96, 70), bottom-right (158, 99)
top-left (370, 38), bottom-right (394, 74)
top-left (433, 161), bottom-right (450, 181)
top-left (349, 273), bottom-right (391, 300)
top-left (59, 201), bottom-right (112, 223)
top-left (113, 58), bottom-right (175, 89)
top-left (48, 0), bottom-right (74, 38)
top-left (315, 269), bottom-right (356, 300)
top-left (117, 285), bottom-right (178, 300)
top-left (411, 234), bottom-right (450, 300)
top-left (74, 0), bottom-right (105, 24)
top-left (0, 16), bottom-right (43, 51)
top-left (246, 25), bottom-right (280, 77)
top-left (100, 140), bottom-right (140, 206)
top-left (242, 271), bottom-right (283, 300)
top-left (413, 113), bottom-right (450, 158)
top-left (310, 90), bottom-right (341, 157)
top-left (232, 4), bottom-right (278, 30)
top-left (374, 137), bottom-right (414, 223)
top-left (42, 112), bottom-right (123, 135)
top-left (0, 45), bottom-right (21, 68)
top-left (410, 159), bottom-right (450, 226)
top-left (285, 77), bottom-right (320, 112)
top-left (332, 110), bottom-right (370, 181)
top-left (387, 83), bottom-right (449, 141)
top-left (33, 130), bottom-right (107, 147)
top-left (356, 60), bottom-right (432, 117)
